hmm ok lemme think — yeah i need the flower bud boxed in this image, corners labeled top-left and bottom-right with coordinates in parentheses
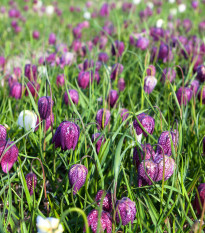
top-left (85, 209), bottom-right (112, 233)
top-left (56, 74), bottom-right (65, 87)
top-left (133, 113), bottom-right (155, 137)
top-left (64, 89), bottom-right (79, 105)
top-left (98, 52), bottom-right (109, 63)
top-left (0, 125), bottom-right (7, 140)
top-left (25, 81), bottom-right (40, 97)
top-left (108, 89), bottom-right (118, 108)
top-left (68, 164), bottom-right (88, 195)
top-left (133, 144), bottom-right (155, 168)
top-left (96, 109), bottom-right (111, 130)
top-left (156, 130), bottom-right (178, 156)
top-left (161, 68), bottom-right (176, 83)
top-left (136, 37), bottom-right (149, 50)
top-left (24, 64), bottom-right (37, 81)
top-left (38, 96), bottom-right (54, 120)
top-left (48, 32), bottom-right (56, 45)
top-left (52, 121), bottom-right (80, 151)
top-left (118, 78), bottom-right (126, 92)
top-left (92, 133), bottom-right (105, 154)
top-left (190, 80), bottom-right (200, 95)
top-left (176, 87), bottom-right (192, 105)
top-left (25, 172), bottom-right (37, 195)
top-left (9, 82), bottom-right (22, 99)
top-left (78, 71), bottom-right (93, 89)
top-left (116, 197), bottom-right (136, 226)
top-left (95, 190), bottom-right (112, 212)
top-left (120, 108), bottom-right (129, 122)
top-left (111, 40), bottom-right (125, 57)
top-left (110, 63), bottom-right (123, 80)
top-left (144, 76), bottom-right (157, 94)
top-left (32, 30), bottom-right (40, 40)
top-left (193, 184), bottom-right (205, 215)
top-left (0, 140), bottom-right (19, 173)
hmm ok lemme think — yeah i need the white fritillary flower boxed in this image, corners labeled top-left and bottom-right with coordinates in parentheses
top-left (36, 216), bottom-right (63, 233)
top-left (17, 110), bottom-right (37, 132)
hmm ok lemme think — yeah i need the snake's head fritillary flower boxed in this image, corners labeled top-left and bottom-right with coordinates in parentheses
top-left (36, 216), bottom-right (63, 233)
top-left (72, 26), bottom-right (82, 39)
top-left (99, 3), bottom-right (110, 17)
top-left (49, 33), bottom-right (56, 45)
top-left (108, 89), bottom-right (118, 108)
top-left (25, 81), bottom-right (40, 97)
top-left (156, 130), bottom-right (179, 156)
top-left (32, 30), bottom-right (40, 40)
top-left (83, 59), bottom-right (94, 71)
top-left (154, 154), bottom-right (176, 182)
top-left (64, 89), bottom-right (79, 105)
top-left (0, 125), bottom-right (7, 140)
top-left (95, 190), bottom-right (112, 212)
top-left (78, 71), bottom-right (93, 89)
top-left (0, 140), bottom-right (19, 173)
top-left (138, 160), bottom-right (158, 187)
top-left (111, 40), bottom-right (125, 57)
top-left (68, 164), bottom-right (88, 195)
top-left (96, 109), bottom-right (111, 130)
top-left (193, 184), bottom-right (205, 215)
top-left (161, 68), bottom-right (176, 83)
top-left (52, 121), bottom-right (80, 151)
top-left (98, 52), bottom-right (109, 63)
top-left (38, 96), bottom-right (54, 120)
top-left (17, 110), bottom-right (38, 132)
top-left (144, 76), bottom-right (157, 94)
top-left (92, 133), bottom-right (105, 154)
top-left (110, 63), bottom-right (123, 80)
top-left (26, 172), bottom-right (37, 195)
top-left (196, 65), bottom-right (205, 82)
top-left (120, 108), bottom-right (129, 122)
top-left (56, 74), bottom-right (65, 87)
top-left (190, 80), bottom-right (200, 95)
top-left (118, 78), bottom-right (126, 92)
top-left (133, 113), bottom-right (155, 137)
top-left (146, 65), bottom-right (156, 76)
top-left (25, 64), bottom-right (37, 81)
top-left (176, 87), bottom-right (193, 105)
top-left (85, 209), bottom-right (112, 233)
top-left (133, 144), bottom-right (155, 168)
top-left (136, 37), bottom-right (149, 50)
top-left (9, 82), bottom-right (22, 99)
top-left (116, 197), bottom-right (136, 226)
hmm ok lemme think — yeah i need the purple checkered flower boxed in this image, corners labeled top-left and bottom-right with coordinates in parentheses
top-left (52, 121), bottom-right (80, 151)
top-left (161, 68), bottom-right (176, 83)
top-left (116, 197), bottom-right (136, 226)
top-left (64, 89), bottom-right (79, 105)
top-left (85, 209), bottom-right (112, 233)
top-left (108, 90), bottom-right (118, 108)
top-left (25, 172), bottom-right (37, 195)
top-left (96, 109), bottom-right (111, 130)
top-left (118, 78), bottom-right (126, 92)
top-left (111, 40), bottom-right (125, 57)
top-left (78, 71), bottom-right (93, 89)
top-left (190, 80), bottom-right (200, 95)
top-left (120, 108), bottom-right (129, 122)
top-left (133, 113), bottom-right (155, 137)
top-left (110, 63), bottom-right (123, 80)
top-left (193, 183), bottom-right (205, 215)
top-left (24, 64), bottom-right (37, 81)
top-left (176, 87), bottom-right (193, 105)
top-left (0, 140), bottom-right (19, 173)
top-left (0, 125), bottom-right (7, 140)
top-left (146, 65), bottom-right (156, 76)
top-left (68, 164), bottom-right (88, 195)
top-left (92, 133), bottom-right (105, 154)
top-left (156, 130), bottom-right (179, 156)
top-left (56, 74), bottom-right (65, 87)
top-left (9, 82), bottom-right (22, 99)
top-left (95, 190), bottom-right (112, 212)
top-left (38, 96), bottom-right (54, 120)
top-left (133, 144), bottom-right (155, 168)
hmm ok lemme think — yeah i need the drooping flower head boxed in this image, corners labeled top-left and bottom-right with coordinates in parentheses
top-left (92, 133), bottom-right (105, 154)
top-left (68, 164), bottom-right (88, 195)
top-left (52, 121), bottom-right (80, 151)
top-left (108, 89), bottom-right (118, 108)
top-left (96, 109), bottom-right (111, 130)
top-left (116, 197), bottom-right (136, 226)
top-left (95, 190), bottom-right (112, 212)
top-left (0, 125), bottom-right (7, 140)
top-left (144, 76), bottom-right (157, 94)
top-left (0, 140), bottom-right (19, 173)
top-left (25, 172), bottom-right (37, 195)
top-left (133, 113), bottom-right (155, 137)
top-left (85, 209), bottom-right (112, 233)
top-left (64, 89), bottom-right (79, 105)
top-left (38, 96), bottom-right (54, 120)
